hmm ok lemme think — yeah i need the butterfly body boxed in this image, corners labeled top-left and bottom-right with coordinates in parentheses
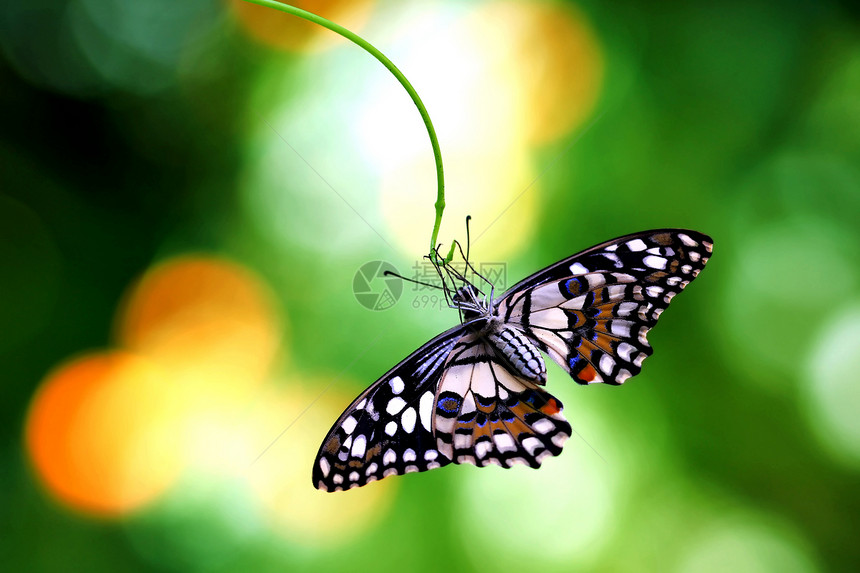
top-left (313, 229), bottom-right (713, 491)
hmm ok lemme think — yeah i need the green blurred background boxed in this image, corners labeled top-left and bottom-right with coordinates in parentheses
top-left (2, 0), bottom-right (859, 571)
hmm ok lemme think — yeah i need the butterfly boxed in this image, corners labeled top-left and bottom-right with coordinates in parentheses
top-left (313, 229), bottom-right (713, 491)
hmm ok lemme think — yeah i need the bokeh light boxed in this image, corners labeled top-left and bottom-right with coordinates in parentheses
top-left (25, 351), bottom-right (183, 517)
top-left (117, 255), bottom-right (283, 404)
top-left (246, 382), bottom-right (397, 544)
top-left (6, 0), bottom-right (860, 570)
top-left (379, 145), bottom-right (539, 260)
top-left (233, 0), bottom-right (376, 52)
top-left (804, 305), bottom-right (860, 468)
top-left (463, 0), bottom-right (604, 145)
top-left (242, 0), bottom-right (603, 261)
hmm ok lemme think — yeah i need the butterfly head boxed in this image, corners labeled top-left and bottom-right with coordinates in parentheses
top-left (451, 283), bottom-right (490, 324)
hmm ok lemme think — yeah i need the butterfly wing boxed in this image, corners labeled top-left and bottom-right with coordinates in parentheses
top-left (313, 325), bottom-right (466, 491)
top-left (433, 332), bottom-right (571, 468)
top-left (497, 229), bottom-right (713, 385)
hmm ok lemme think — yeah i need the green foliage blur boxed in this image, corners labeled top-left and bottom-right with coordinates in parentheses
top-left (2, 0), bottom-right (859, 571)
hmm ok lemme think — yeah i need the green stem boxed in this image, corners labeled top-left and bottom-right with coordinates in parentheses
top-left (241, 0), bottom-right (449, 263)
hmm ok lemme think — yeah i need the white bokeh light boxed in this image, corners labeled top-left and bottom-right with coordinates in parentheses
top-left (804, 304), bottom-right (860, 468)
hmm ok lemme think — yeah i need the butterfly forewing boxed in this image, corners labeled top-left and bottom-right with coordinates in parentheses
top-left (313, 326), bottom-right (465, 491)
top-left (497, 230), bottom-right (713, 386)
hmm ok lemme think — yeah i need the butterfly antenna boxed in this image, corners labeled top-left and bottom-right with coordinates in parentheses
top-left (383, 270), bottom-right (444, 291)
top-left (465, 215), bottom-right (472, 266)
top-left (452, 237), bottom-right (492, 298)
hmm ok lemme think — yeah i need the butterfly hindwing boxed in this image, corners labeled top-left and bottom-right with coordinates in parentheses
top-left (312, 326), bottom-right (465, 491)
top-left (434, 332), bottom-right (571, 468)
top-left (498, 230), bottom-right (713, 385)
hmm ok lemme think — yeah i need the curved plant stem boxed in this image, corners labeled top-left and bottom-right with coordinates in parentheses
top-left (240, 0), bottom-right (449, 263)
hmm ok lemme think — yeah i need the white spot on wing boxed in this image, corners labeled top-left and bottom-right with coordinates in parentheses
top-left (599, 354), bottom-right (615, 375)
top-left (365, 462), bottom-right (378, 476)
top-left (389, 376), bottom-right (405, 395)
top-left (419, 391), bottom-right (433, 432)
top-left (618, 301), bottom-right (638, 317)
top-left (401, 407), bottom-right (417, 433)
top-left (678, 233), bottom-right (697, 246)
top-left (341, 416), bottom-right (357, 435)
top-left (627, 239), bottom-right (647, 251)
top-left (617, 342), bottom-right (635, 362)
top-left (522, 436), bottom-right (542, 455)
top-left (351, 434), bottom-right (367, 458)
top-left (403, 448), bottom-right (416, 462)
top-left (476, 440), bottom-right (492, 459)
top-left (424, 449), bottom-right (438, 461)
top-left (386, 396), bottom-right (406, 415)
top-left (586, 273), bottom-right (606, 289)
top-left (610, 320), bottom-right (632, 338)
top-left (383, 448), bottom-right (396, 465)
top-left (533, 418), bottom-right (554, 434)
top-left (607, 284), bottom-right (627, 300)
top-left (319, 457), bottom-right (330, 478)
top-left (385, 420), bottom-right (397, 436)
top-left (646, 285), bottom-right (664, 298)
top-left (570, 262), bottom-right (589, 275)
top-left (454, 433), bottom-right (471, 448)
top-left (493, 432), bottom-right (517, 453)
top-left (643, 255), bottom-right (667, 270)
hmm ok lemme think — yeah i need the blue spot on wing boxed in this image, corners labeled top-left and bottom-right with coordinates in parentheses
top-left (564, 277), bottom-right (587, 296)
top-left (437, 395), bottom-right (461, 414)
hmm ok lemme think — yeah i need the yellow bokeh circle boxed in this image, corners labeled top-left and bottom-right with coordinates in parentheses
top-left (116, 255), bottom-right (283, 404)
top-left (466, 0), bottom-right (604, 145)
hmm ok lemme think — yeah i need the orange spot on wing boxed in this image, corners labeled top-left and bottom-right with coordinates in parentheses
top-left (540, 398), bottom-right (561, 416)
top-left (577, 363), bottom-right (597, 383)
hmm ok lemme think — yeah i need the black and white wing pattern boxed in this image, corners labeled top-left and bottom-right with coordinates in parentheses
top-left (497, 229), bottom-right (713, 385)
top-left (433, 332), bottom-right (571, 468)
top-left (314, 229), bottom-right (713, 491)
top-left (313, 326), bottom-right (463, 491)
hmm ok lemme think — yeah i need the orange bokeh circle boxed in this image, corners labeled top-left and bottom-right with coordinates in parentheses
top-left (25, 351), bottom-right (183, 517)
